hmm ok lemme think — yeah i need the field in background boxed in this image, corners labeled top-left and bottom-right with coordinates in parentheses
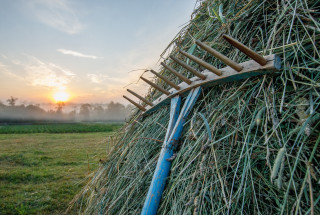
top-left (0, 123), bottom-right (122, 134)
top-left (0, 125), bottom-right (118, 214)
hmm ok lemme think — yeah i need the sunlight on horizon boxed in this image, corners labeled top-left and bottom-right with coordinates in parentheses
top-left (53, 91), bottom-right (70, 103)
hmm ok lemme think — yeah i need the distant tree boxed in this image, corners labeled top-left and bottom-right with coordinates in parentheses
top-left (79, 104), bottom-right (92, 120)
top-left (68, 110), bottom-right (76, 119)
top-left (91, 105), bottom-right (105, 121)
top-left (105, 101), bottom-right (125, 120)
top-left (93, 105), bottom-right (104, 114)
top-left (25, 104), bottom-right (46, 114)
top-left (7, 96), bottom-right (18, 106)
top-left (55, 102), bottom-right (65, 114)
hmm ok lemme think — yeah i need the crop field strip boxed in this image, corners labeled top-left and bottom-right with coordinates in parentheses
top-left (0, 123), bottom-right (122, 134)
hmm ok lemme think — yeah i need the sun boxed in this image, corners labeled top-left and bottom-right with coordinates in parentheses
top-left (53, 91), bottom-right (70, 103)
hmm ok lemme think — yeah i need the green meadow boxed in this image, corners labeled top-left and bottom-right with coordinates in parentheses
top-left (0, 123), bottom-right (122, 134)
top-left (0, 124), bottom-right (120, 214)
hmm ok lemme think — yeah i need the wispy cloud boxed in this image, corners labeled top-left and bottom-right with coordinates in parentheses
top-left (57, 49), bottom-right (103, 59)
top-left (87, 74), bottom-right (108, 83)
top-left (47, 62), bottom-right (75, 76)
top-left (87, 73), bottom-right (124, 84)
top-left (0, 62), bottom-right (6, 69)
top-left (28, 0), bottom-right (84, 34)
top-left (0, 61), bottom-right (25, 81)
top-left (24, 56), bottom-right (75, 89)
top-left (0, 54), bottom-right (8, 60)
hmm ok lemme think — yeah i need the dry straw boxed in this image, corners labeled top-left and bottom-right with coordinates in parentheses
top-left (67, 0), bottom-right (320, 214)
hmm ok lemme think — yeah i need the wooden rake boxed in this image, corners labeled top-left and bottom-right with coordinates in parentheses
top-left (123, 34), bottom-right (281, 114)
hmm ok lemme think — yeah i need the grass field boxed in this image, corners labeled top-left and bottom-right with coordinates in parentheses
top-left (0, 123), bottom-right (122, 134)
top-left (0, 124), bottom-right (119, 214)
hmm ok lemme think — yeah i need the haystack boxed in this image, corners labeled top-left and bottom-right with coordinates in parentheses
top-left (68, 0), bottom-right (320, 214)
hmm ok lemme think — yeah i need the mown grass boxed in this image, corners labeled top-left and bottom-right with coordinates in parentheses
top-left (0, 123), bottom-right (122, 134)
top-left (0, 131), bottom-right (115, 214)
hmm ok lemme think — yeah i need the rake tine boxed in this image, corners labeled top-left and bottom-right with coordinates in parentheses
top-left (179, 50), bottom-right (222, 76)
top-left (161, 62), bottom-right (193, 85)
top-left (195, 40), bottom-right (243, 72)
top-left (170, 55), bottom-right (206, 80)
top-left (149, 70), bottom-right (180, 90)
top-left (123, 95), bottom-right (146, 111)
top-left (222, 34), bottom-right (267, 66)
top-left (127, 89), bottom-right (154, 106)
top-left (140, 77), bottom-right (170, 95)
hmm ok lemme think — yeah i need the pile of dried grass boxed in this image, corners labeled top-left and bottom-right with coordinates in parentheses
top-left (68, 0), bottom-right (320, 214)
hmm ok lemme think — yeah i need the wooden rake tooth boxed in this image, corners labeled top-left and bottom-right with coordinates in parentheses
top-left (127, 89), bottom-right (154, 106)
top-left (140, 76), bottom-right (170, 95)
top-left (222, 34), bottom-right (267, 66)
top-left (160, 62), bottom-right (193, 85)
top-left (179, 50), bottom-right (222, 76)
top-left (195, 40), bottom-right (243, 72)
top-left (170, 55), bottom-right (206, 80)
top-left (123, 95), bottom-right (146, 111)
top-left (149, 69), bottom-right (180, 90)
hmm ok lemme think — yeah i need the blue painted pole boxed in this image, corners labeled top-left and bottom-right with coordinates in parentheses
top-left (141, 87), bottom-right (201, 215)
top-left (164, 96), bottom-right (181, 144)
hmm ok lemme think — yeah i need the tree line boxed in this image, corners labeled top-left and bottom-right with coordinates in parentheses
top-left (0, 96), bottom-right (133, 123)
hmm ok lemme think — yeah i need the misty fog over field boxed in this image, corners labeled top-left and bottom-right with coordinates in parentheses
top-left (0, 97), bottom-right (133, 123)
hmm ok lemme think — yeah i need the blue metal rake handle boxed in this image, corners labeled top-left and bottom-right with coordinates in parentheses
top-left (141, 87), bottom-right (202, 215)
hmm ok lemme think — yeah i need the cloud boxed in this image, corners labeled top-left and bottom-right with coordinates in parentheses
top-left (0, 62), bottom-right (6, 69)
top-left (0, 61), bottom-right (23, 80)
top-left (24, 57), bottom-right (75, 89)
top-left (87, 74), bottom-right (107, 83)
top-left (48, 62), bottom-right (75, 76)
top-left (0, 54), bottom-right (8, 60)
top-left (57, 49), bottom-right (103, 59)
top-left (87, 73), bottom-right (125, 85)
top-left (0, 55), bottom-right (75, 90)
top-left (28, 0), bottom-right (84, 34)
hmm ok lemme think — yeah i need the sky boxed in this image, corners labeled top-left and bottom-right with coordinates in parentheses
top-left (0, 0), bottom-right (196, 105)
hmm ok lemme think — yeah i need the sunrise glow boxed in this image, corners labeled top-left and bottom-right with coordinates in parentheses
top-left (53, 91), bottom-right (70, 102)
